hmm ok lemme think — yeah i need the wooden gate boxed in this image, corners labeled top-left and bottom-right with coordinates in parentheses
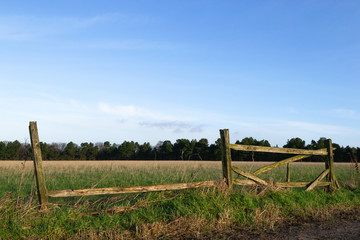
top-left (219, 129), bottom-right (340, 191)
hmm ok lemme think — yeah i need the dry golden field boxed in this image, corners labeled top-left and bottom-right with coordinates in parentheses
top-left (0, 160), bottom-right (353, 168)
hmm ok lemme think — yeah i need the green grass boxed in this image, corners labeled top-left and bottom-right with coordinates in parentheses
top-left (0, 160), bottom-right (359, 239)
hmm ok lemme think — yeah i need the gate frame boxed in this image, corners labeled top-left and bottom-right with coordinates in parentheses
top-left (220, 129), bottom-right (340, 191)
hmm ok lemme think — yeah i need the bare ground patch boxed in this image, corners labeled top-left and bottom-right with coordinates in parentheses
top-left (130, 206), bottom-right (360, 240)
top-left (267, 206), bottom-right (360, 240)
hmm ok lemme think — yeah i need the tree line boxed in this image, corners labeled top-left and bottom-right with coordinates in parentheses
top-left (0, 137), bottom-right (359, 162)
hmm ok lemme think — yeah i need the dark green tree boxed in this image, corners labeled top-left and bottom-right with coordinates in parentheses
top-left (79, 142), bottom-right (98, 160)
top-left (158, 140), bottom-right (174, 160)
top-left (208, 138), bottom-right (222, 161)
top-left (118, 141), bottom-right (138, 160)
top-left (308, 137), bottom-right (327, 150)
top-left (47, 143), bottom-right (62, 160)
top-left (307, 137), bottom-right (330, 162)
top-left (137, 142), bottom-right (153, 160)
top-left (6, 140), bottom-right (22, 160)
top-left (173, 139), bottom-right (195, 160)
top-left (241, 137), bottom-right (256, 145)
top-left (40, 142), bottom-right (49, 160)
top-left (193, 138), bottom-right (209, 160)
top-left (19, 142), bottom-right (32, 160)
top-left (0, 142), bottom-right (6, 159)
top-left (108, 143), bottom-right (119, 160)
top-left (97, 141), bottom-right (111, 160)
top-left (62, 142), bottom-right (78, 160)
top-left (283, 138), bottom-right (306, 149)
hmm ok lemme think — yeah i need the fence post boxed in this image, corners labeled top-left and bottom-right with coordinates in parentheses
top-left (220, 129), bottom-right (233, 190)
top-left (325, 139), bottom-right (340, 190)
top-left (286, 163), bottom-right (290, 182)
top-left (29, 121), bottom-right (48, 211)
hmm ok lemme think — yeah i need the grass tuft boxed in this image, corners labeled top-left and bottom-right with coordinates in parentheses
top-left (0, 161), bottom-right (359, 239)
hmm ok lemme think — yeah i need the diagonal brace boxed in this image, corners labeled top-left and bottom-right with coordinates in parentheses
top-left (305, 169), bottom-right (330, 191)
top-left (253, 155), bottom-right (311, 175)
top-left (232, 165), bottom-right (268, 185)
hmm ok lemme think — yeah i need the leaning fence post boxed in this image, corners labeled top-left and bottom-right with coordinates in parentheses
top-left (29, 121), bottom-right (48, 211)
top-left (220, 129), bottom-right (233, 190)
top-left (325, 138), bottom-right (340, 190)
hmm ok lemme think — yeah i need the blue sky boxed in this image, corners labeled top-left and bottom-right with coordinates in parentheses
top-left (1, 0), bottom-right (360, 147)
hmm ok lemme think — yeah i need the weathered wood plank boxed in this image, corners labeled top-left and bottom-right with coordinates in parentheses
top-left (232, 179), bottom-right (331, 188)
top-left (230, 144), bottom-right (328, 156)
top-left (48, 180), bottom-right (218, 198)
top-left (233, 179), bottom-right (257, 186)
top-left (253, 155), bottom-right (311, 175)
top-left (306, 169), bottom-right (330, 191)
top-left (275, 181), bottom-right (330, 188)
top-left (220, 129), bottom-right (233, 190)
top-left (325, 139), bottom-right (340, 190)
top-left (231, 166), bottom-right (268, 185)
top-left (286, 163), bottom-right (290, 183)
top-left (29, 121), bottom-right (48, 211)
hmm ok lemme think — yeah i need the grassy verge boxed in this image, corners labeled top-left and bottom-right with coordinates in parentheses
top-left (0, 161), bottom-right (359, 239)
top-left (1, 186), bottom-right (360, 239)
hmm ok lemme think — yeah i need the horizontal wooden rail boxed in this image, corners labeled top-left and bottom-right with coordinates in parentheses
top-left (275, 181), bottom-right (330, 188)
top-left (233, 179), bottom-right (257, 186)
top-left (233, 179), bottom-right (331, 188)
top-left (230, 144), bottom-right (328, 156)
top-left (48, 180), bottom-right (218, 198)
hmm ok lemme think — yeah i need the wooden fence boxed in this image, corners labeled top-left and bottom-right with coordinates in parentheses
top-left (28, 122), bottom-right (218, 211)
top-left (28, 122), bottom-right (340, 211)
top-left (219, 129), bottom-right (340, 191)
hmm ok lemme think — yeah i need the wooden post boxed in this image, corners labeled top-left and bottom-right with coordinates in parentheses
top-left (325, 139), bottom-right (340, 190)
top-left (220, 129), bottom-right (233, 190)
top-left (286, 163), bottom-right (290, 183)
top-left (29, 121), bottom-right (48, 211)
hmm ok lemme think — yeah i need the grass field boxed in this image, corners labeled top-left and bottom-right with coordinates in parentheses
top-left (1, 160), bottom-right (358, 193)
top-left (1, 160), bottom-right (359, 239)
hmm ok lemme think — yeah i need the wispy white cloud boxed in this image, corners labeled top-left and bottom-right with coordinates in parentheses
top-left (139, 121), bottom-right (205, 133)
top-left (0, 13), bottom-right (138, 41)
top-left (228, 118), bottom-right (356, 136)
top-left (85, 39), bottom-right (180, 51)
top-left (97, 102), bottom-right (175, 121)
top-left (282, 121), bottom-right (349, 135)
top-left (69, 14), bottom-right (117, 27)
top-left (333, 108), bottom-right (359, 119)
top-left (98, 103), bottom-right (138, 117)
top-left (0, 95), bottom-right (92, 125)
top-left (0, 13), bottom-right (177, 52)
top-left (97, 102), bottom-right (206, 133)
top-left (0, 15), bottom-right (83, 40)
top-left (0, 15), bottom-right (39, 40)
